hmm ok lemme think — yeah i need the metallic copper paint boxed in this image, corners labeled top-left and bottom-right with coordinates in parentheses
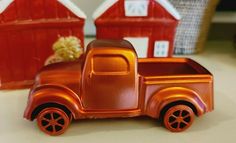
top-left (37, 107), bottom-right (70, 136)
top-left (24, 40), bottom-right (214, 134)
top-left (163, 105), bottom-right (194, 132)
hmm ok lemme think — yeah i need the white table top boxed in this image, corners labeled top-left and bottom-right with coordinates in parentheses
top-left (0, 40), bottom-right (236, 143)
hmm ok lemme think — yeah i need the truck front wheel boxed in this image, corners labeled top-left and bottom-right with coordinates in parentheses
top-left (37, 107), bottom-right (71, 136)
top-left (163, 105), bottom-right (194, 132)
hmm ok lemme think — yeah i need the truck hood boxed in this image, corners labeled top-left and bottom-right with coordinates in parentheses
top-left (35, 60), bottom-right (83, 89)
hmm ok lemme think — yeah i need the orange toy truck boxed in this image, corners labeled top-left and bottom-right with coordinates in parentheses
top-left (24, 40), bottom-right (214, 136)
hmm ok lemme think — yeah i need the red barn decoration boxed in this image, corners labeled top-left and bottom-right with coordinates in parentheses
top-left (0, 0), bottom-right (86, 89)
top-left (93, 0), bottom-right (180, 58)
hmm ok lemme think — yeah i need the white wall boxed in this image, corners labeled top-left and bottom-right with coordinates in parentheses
top-left (71, 0), bottom-right (104, 36)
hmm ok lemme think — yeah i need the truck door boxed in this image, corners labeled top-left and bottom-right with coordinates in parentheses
top-left (82, 50), bottom-right (138, 111)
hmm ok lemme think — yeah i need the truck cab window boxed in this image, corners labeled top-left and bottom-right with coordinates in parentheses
top-left (92, 55), bottom-right (129, 74)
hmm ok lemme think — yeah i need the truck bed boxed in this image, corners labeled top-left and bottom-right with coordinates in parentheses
top-left (138, 58), bottom-right (211, 76)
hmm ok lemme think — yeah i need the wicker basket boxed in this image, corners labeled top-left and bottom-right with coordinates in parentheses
top-left (169, 0), bottom-right (219, 54)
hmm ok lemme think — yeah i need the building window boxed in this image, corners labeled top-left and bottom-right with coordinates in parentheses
top-left (154, 41), bottom-right (170, 57)
top-left (125, 0), bottom-right (149, 17)
top-left (124, 37), bottom-right (149, 58)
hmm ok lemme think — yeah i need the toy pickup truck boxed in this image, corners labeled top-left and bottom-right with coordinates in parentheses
top-left (24, 40), bottom-right (214, 136)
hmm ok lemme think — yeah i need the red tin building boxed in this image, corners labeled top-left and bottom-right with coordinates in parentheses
top-left (93, 0), bottom-right (180, 58)
top-left (0, 0), bottom-right (86, 89)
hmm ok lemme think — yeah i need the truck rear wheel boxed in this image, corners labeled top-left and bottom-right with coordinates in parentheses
top-left (37, 107), bottom-right (71, 136)
top-left (163, 105), bottom-right (194, 132)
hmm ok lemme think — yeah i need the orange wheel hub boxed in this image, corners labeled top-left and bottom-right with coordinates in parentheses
top-left (164, 105), bottom-right (194, 132)
top-left (37, 107), bottom-right (70, 136)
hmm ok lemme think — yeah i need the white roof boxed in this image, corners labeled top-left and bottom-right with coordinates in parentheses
top-left (156, 0), bottom-right (181, 20)
top-left (58, 0), bottom-right (86, 19)
top-left (0, 0), bottom-right (13, 14)
top-left (93, 0), bottom-right (181, 20)
top-left (93, 0), bottom-right (118, 20)
top-left (0, 0), bottom-right (87, 19)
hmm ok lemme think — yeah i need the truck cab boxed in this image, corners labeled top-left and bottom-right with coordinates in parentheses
top-left (81, 40), bottom-right (139, 111)
top-left (24, 40), bottom-right (214, 136)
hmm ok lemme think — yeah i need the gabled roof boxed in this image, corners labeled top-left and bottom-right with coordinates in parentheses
top-left (156, 0), bottom-right (181, 20)
top-left (93, 0), bottom-right (118, 20)
top-left (57, 0), bottom-right (86, 19)
top-left (0, 0), bottom-right (13, 14)
top-left (93, 0), bottom-right (181, 20)
top-left (0, 0), bottom-right (87, 19)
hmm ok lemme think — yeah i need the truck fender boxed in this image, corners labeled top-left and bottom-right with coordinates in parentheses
top-left (146, 87), bottom-right (206, 119)
top-left (24, 84), bottom-right (83, 120)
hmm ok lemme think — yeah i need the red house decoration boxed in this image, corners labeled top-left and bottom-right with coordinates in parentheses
top-left (0, 0), bottom-right (86, 89)
top-left (93, 0), bottom-right (181, 58)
